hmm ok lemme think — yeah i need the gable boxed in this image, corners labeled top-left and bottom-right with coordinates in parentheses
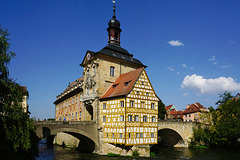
top-left (127, 69), bottom-right (159, 101)
top-left (80, 50), bottom-right (95, 67)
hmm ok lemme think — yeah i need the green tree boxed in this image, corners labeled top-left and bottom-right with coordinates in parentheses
top-left (158, 99), bottom-right (166, 120)
top-left (210, 98), bottom-right (240, 148)
top-left (0, 25), bottom-right (15, 80)
top-left (191, 92), bottom-right (240, 148)
top-left (215, 91), bottom-right (233, 105)
top-left (0, 26), bottom-right (38, 158)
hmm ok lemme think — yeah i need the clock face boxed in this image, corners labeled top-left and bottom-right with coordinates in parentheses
top-left (87, 53), bottom-right (91, 60)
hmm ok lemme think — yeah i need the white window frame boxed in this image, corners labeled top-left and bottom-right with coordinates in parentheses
top-left (128, 115), bottom-right (132, 122)
top-left (134, 115), bottom-right (138, 122)
top-left (120, 115), bottom-right (124, 122)
top-left (103, 103), bottom-right (106, 109)
top-left (143, 116), bottom-right (147, 122)
top-left (151, 103), bottom-right (154, 109)
top-left (120, 101), bottom-right (124, 107)
top-left (103, 116), bottom-right (106, 122)
top-left (110, 66), bottom-right (115, 76)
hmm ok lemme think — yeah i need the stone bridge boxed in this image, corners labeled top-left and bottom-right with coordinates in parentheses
top-left (34, 121), bottom-right (99, 152)
top-left (158, 121), bottom-right (205, 147)
top-left (34, 120), bottom-right (205, 152)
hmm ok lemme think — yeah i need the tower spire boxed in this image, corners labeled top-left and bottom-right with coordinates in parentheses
top-left (107, 2), bottom-right (122, 45)
top-left (113, 5), bottom-right (116, 19)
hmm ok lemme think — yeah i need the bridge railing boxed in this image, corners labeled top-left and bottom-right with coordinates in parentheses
top-left (33, 121), bottom-right (97, 125)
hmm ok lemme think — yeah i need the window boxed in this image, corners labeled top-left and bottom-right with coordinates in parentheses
top-left (120, 101), bottom-right (124, 107)
top-left (80, 111), bottom-right (82, 119)
top-left (137, 91), bottom-right (139, 95)
top-left (185, 115), bottom-right (187, 117)
top-left (114, 32), bottom-right (118, 40)
top-left (69, 100), bottom-right (70, 106)
top-left (103, 103), bottom-right (106, 109)
top-left (72, 113), bottom-right (74, 120)
top-left (120, 133), bottom-right (123, 138)
top-left (75, 112), bottom-right (78, 119)
top-left (93, 85), bottom-right (95, 93)
top-left (143, 116), bottom-right (147, 122)
top-left (141, 102), bottom-right (145, 108)
top-left (112, 84), bottom-right (118, 88)
top-left (87, 87), bottom-right (89, 95)
top-left (93, 66), bottom-right (95, 76)
top-left (76, 96), bottom-right (78, 104)
top-left (152, 116), bottom-right (156, 122)
top-left (130, 101), bottom-right (134, 107)
top-left (110, 66), bottom-right (115, 76)
top-left (151, 103), bottom-right (154, 109)
top-left (151, 133), bottom-right (154, 138)
top-left (72, 97), bottom-right (74, 105)
top-left (141, 81), bottom-right (144, 85)
top-left (189, 120), bottom-right (192, 122)
top-left (129, 133), bottom-right (131, 138)
top-left (68, 114), bottom-right (70, 120)
top-left (106, 133), bottom-right (108, 138)
top-left (140, 133), bottom-right (143, 138)
top-left (112, 133), bottom-right (114, 138)
top-left (189, 115), bottom-right (191, 117)
top-left (136, 133), bottom-right (139, 138)
top-left (125, 80), bottom-right (131, 86)
top-left (120, 115), bottom-right (124, 122)
top-left (103, 116), bottom-right (106, 122)
top-left (134, 115), bottom-right (138, 122)
top-left (128, 115), bottom-right (132, 122)
top-left (146, 92), bottom-right (149, 96)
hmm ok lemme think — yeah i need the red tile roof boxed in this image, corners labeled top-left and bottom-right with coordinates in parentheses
top-left (182, 103), bottom-right (206, 114)
top-left (165, 105), bottom-right (173, 111)
top-left (100, 68), bottom-right (144, 100)
top-left (64, 76), bottom-right (84, 92)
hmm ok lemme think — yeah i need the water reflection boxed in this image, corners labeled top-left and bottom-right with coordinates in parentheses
top-left (36, 141), bottom-right (240, 160)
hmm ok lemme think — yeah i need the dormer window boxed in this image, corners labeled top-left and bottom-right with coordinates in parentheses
top-left (112, 84), bottom-right (118, 88)
top-left (125, 80), bottom-right (131, 86)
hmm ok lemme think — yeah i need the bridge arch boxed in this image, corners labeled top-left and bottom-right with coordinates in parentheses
top-left (51, 127), bottom-right (98, 146)
top-left (158, 128), bottom-right (185, 147)
top-left (34, 121), bottom-right (99, 153)
top-left (157, 121), bottom-right (197, 147)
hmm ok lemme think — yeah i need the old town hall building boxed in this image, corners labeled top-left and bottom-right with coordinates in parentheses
top-left (54, 5), bottom-right (159, 149)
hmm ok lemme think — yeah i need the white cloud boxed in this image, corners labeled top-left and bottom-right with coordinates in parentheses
top-left (183, 92), bottom-right (189, 96)
top-left (208, 56), bottom-right (217, 65)
top-left (168, 40), bottom-right (184, 47)
top-left (168, 67), bottom-right (174, 71)
top-left (181, 74), bottom-right (240, 95)
top-left (221, 64), bottom-right (232, 69)
top-left (189, 67), bottom-right (194, 70)
top-left (182, 64), bottom-right (187, 68)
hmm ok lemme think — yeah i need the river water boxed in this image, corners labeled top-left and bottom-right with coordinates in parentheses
top-left (35, 141), bottom-right (240, 160)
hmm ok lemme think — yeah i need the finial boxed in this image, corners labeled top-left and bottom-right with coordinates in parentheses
top-left (112, 0), bottom-right (116, 18)
top-left (113, 5), bottom-right (116, 19)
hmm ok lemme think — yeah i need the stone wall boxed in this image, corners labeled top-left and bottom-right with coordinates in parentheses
top-left (100, 143), bottom-right (150, 157)
top-left (53, 132), bottom-right (80, 148)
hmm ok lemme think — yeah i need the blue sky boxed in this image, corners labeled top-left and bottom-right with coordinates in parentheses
top-left (1, 0), bottom-right (240, 119)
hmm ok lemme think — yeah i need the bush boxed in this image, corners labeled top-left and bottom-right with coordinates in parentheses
top-left (150, 152), bottom-right (156, 157)
top-left (107, 153), bottom-right (120, 157)
top-left (132, 149), bottom-right (139, 157)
